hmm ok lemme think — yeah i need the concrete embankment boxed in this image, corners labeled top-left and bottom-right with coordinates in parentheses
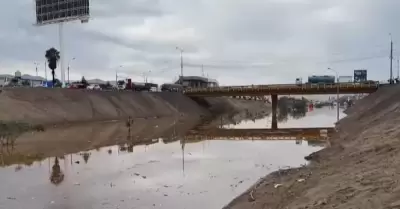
top-left (224, 85), bottom-right (400, 209)
top-left (0, 88), bottom-right (267, 129)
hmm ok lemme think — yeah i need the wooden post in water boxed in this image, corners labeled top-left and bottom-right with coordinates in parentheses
top-left (271, 94), bottom-right (278, 130)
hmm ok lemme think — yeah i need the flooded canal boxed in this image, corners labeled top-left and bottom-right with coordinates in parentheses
top-left (0, 107), bottom-right (340, 209)
top-left (227, 106), bottom-right (346, 129)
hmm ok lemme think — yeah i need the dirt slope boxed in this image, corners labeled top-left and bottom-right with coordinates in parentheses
top-left (0, 88), bottom-right (206, 124)
top-left (224, 85), bottom-right (400, 209)
top-left (0, 88), bottom-right (266, 125)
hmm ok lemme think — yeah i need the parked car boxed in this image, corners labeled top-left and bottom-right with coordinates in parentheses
top-left (69, 83), bottom-right (86, 89)
top-left (87, 84), bottom-right (101, 90)
top-left (161, 83), bottom-right (184, 92)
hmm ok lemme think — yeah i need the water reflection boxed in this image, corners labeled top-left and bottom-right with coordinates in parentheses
top-left (0, 135), bottom-right (323, 209)
top-left (0, 107), bottom-right (342, 208)
top-left (0, 115), bottom-right (336, 209)
top-left (277, 105), bottom-right (307, 123)
top-left (277, 97), bottom-right (308, 122)
top-left (0, 124), bottom-right (331, 168)
top-left (186, 127), bottom-right (334, 141)
top-left (50, 157), bottom-right (64, 185)
top-left (230, 107), bottom-right (345, 129)
top-left (80, 152), bottom-right (91, 164)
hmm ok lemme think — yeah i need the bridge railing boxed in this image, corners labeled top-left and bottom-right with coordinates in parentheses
top-left (183, 82), bottom-right (379, 93)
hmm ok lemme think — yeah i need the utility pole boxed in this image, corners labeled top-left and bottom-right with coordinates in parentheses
top-left (390, 35), bottom-right (393, 84)
top-left (176, 47), bottom-right (184, 84)
top-left (68, 65), bottom-right (70, 84)
top-left (115, 65), bottom-right (123, 88)
top-left (336, 76), bottom-right (339, 122)
top-left (328, 67), bottom-right (339, 123)
top-left (68, 57), bottom-right (75, 84)
top-left (201, 64), bottom-right (204, 76)
top-left (34, 62), bottom-right (39, 77)
top-left (115, 71), bottom-right (118, 86)
top-left (44, 60), bottom-right (47, 81)
top-left (397, 57), bottom-right (399, 80)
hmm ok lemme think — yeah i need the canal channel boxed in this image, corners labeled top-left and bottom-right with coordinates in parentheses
top-left (0, 107), bottom-right (342, 209)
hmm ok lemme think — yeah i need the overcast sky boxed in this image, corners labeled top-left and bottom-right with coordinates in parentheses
top-left (0, 0), bottom-right (399, 85)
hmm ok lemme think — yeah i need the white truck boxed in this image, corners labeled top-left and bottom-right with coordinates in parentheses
top-left (295, 78), bottom-right (302, 85)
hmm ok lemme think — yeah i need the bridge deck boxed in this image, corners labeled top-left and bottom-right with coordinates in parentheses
top-left (186, 127), bottom-right (336, 140)
top-left (184, 83), bottom-right (379, 96)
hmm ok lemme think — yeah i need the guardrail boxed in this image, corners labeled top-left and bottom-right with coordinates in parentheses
top-left (183, 82), bottom-right (379, 94)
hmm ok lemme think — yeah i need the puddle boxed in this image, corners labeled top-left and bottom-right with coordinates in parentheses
top-left (0, 108), bottom-right (338, 209)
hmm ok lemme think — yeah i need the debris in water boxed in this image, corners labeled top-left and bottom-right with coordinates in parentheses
top-left (274, 184), bottom-right (283, 188)
top-left (297, 178), bottom-right (306, 182)
top-left (7, 197), bottom-right (16, 200)
top-left (75, 161), bottom-right (80, 164)
top-left (142, 176), bottom-right (147, 179)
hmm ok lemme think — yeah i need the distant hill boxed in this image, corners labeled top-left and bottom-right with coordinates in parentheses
top-left (0, 74), bottom-right (46, 81)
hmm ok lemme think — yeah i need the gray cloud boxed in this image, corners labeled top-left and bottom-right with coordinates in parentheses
top-left (0, 0), bottom-right (399, 85)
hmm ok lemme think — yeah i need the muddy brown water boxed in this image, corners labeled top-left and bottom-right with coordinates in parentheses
top-left (0, 107), bottom-right (343, 209)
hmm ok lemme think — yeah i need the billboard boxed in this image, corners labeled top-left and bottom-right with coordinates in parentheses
top-left (354, 69), bottom-right (367, 83)
top-left (35, 0), bottom-right (90, 25)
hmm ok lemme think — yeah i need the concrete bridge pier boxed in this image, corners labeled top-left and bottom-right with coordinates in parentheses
top-left (271, 94), bottom-right (278, 130)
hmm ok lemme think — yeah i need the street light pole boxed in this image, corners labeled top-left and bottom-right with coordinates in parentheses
top-left (176, 47), bottom-right (184, 84)
top-left (34, 62), bottom-right (39, 77)
top-left (44, 60), bottom-right (48, 82)
top-left (328, 68), bottom-right (340, 122)
top-left (115, 65), bottom-right (123, 88)
top-left (67, 57), bottom-right (75, 84)
top-left (144, 70), bottom-right (152, 83)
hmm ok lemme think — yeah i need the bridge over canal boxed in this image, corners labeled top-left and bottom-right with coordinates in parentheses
top-left (184, 83), bottom-right (379, 129)
top-left (185, 127), bottom-right (335, 141)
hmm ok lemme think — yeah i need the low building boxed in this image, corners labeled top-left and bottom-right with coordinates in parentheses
top-left (175, 76), bottom-right (219, 88)
top-left (0, 72), bottom-right (46, 87)
top-left (0, 75), bottom-right (13, 87)
top-left (21, 75), bottom-right (46, 87)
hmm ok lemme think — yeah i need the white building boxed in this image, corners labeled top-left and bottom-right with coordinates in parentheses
top-left (0, 72), bottom-right (46, 87)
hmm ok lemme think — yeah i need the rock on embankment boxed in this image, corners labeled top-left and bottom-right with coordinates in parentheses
top-left (0, 88), bottom-right (267, 125)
